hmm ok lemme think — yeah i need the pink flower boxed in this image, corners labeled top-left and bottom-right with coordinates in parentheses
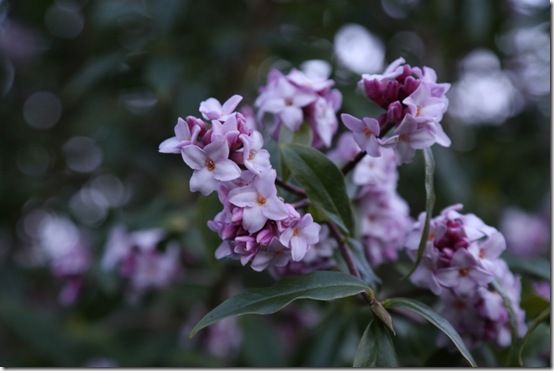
top-left (199, 94), bottom-right (243, 121)
top-left (352, 148), bottom-right (398, 190)
top-left (279, 214), bottom-right (321, 261)
top-left (240, 131), bottom-right (271, 175)
top-left (435, 248), bottom-right (493, 296)
top-left (158, 116), bottom-right (206, 153)
top-left (403, 82), bottom-right (449, 123)
top-left (382, 114), bottom-right (451, 163)
top-left (328, 132), bottom-right (362, 165)
top-left (255, 70), bottom-right (316, 131)
top-left (181, 139), bottom-right (241, 195)
top-left (228, 169), bottom-right (289, 233)
top-left (341, 113), bottom-right (381, 157)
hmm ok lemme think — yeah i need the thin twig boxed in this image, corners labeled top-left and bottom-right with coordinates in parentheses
top-left (341, 151), bottom-right (366, 175)
top-left (327, 222), bottom-right (372, 304)
top-left (275, 177), bottom-right (307, 197)
top-left (340, 121), bottom-right (397, 176)
top-left (291, 199), bottom-right (310, 209)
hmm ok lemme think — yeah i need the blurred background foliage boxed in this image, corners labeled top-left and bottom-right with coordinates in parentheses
top-left (0, 0), bottom-right (550, 367)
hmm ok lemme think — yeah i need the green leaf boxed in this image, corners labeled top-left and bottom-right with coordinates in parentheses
top-left (190, 271), bottom-right (368, 337)
top-left (491, 280), bottom-right (521, 366)
top-left (303, 306), bottom-right (353, 367)
top-left (383, 297), bottom-right (477, 367)
top-left (405, 147), bottom-right (436, 278)
top-left (503, 254), bottom-right (550, 280)
top-left (347, 238), bottom-right (381, 287)
top-left (353, 319), bottom-right (398, 367)
top-left (518, 308), bottom-right (550, 366)
top-left (279, 122), bottom-right (313, 146)
top-left (280, 143), bottom-right (354, 234)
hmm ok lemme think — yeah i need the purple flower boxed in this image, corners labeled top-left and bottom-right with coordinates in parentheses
top-left (355, 58), bottom-right (451, 163)
top-left (256, 70), bottom-right (316, 131)
top-left (240, 131), bottom-right (272, 175)
top-left (130, 243), bottom-right (181, 291)
top-left (102, 226), bottom-right (181, 294)
top-left (403, 82), bottom-right (449, 123)
top-left (255, 65), bottom-right (342, 148)
top-left (280, 214), bottom-right (321, 261)
top-left (328, 132), bottom-right (362, 165)
top-left (500, 207), bottom-right (550, 257)
top-left (159, 116), bottom-right (206, 153)
top-left (357, 188), bottom-right (412, 266)
top-left (228, 170), bottom-right (289, 233)
top-left (435, 248), bottom-right (493, 296)
top-left (249, 239), bottom-right (291, 272)
top-left (468, 231), bottom-right (506, 272)
top-left (406, 205), bottom-right (527, 348)
top-left (341, 113), bottom-right (381, 157)
top-left (352, 148), bottom-right (398, 190)
top-left (199, 94), bottom-right (243, 121)
top-left (308, 96), bottom-right (339, 147)
top-left (181, 139), bottom-right (241, 195)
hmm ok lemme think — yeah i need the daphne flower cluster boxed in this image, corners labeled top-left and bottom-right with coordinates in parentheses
top-left (160, 95), bottom-right (321, 272)
top-left (255, 67), bottom-right (342, 148)
top-left (407, 204), bottom-right (526, 347)
top-left (341, 58), bottom-right (451, 163)
top-left (102, 226), bottom-right (181, 293)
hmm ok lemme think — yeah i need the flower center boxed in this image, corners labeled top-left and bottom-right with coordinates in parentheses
top-left (248, 150), bottom-right (256, 161)
top-left (256, 194), bottom-right (267, 205)
top-left (205, 159), bottom-right (216, 171)
top-left (292, 227), bottom-right (301, 236)
top-left (285, 97), bottom-right (293, 106)
top-left (362, 127), bottom-right (373, 137)
top-left (415, 105), bottom-right (422, 116)
top-left (458, 267), bottom-right (469, 277)
top-left (479, 249), bottom-right (486, 258)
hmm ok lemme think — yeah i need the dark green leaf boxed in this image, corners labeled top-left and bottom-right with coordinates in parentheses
top-left (280, 143), bottom-right (354, 233)
top-left (190, 271), bottom-right (368, 336)
top-left (241, 317), bottom-right (286, 366)
top-left (518, 308), bottom-right (550, 366)
top-left (353, 319), bottom-right (398, 367)
top-left (347, 238), bottom-right (380, 287)
top-left (405, 147), bottom-right (435, 278)
top-left (503, 254), bottom-right (550, 280)
top-left (303, 307), bottom-right (353, 367)
top-left (383, 297), bottom-right (477, 367)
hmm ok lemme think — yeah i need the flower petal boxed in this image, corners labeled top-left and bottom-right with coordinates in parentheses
top-left (181, 145), bottom-right (206, 170)
top-left (159, 137), bottom-right (182, 154)
top-left (242, 206), bottom-right (267, 233)
top-left (189, 168), bottom-right (217, 195)
top-left (213, 159), bottom-right (241, 181)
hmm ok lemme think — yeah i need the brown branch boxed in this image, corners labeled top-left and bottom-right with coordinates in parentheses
top-left (327, 222), bottom-right (372, 304)
top-left (276, 177), bottom-right (307, 197)
top-left (341, 151), bottom-right (366, 175)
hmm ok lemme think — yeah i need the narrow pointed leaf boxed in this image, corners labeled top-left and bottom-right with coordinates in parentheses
top-left (383, 297), bottom-right (477, 367)
top-left (190, 271), bottom-right (368, 336)
top-left (518, 308), bottom-right (550, 366)
top-left (405, 147), bottom-right (435, 278)
top-left (503, 254), bottom-right (550, 281)
top-left (280, 143), bottom-right (354, 234)
top-left (353, 319), bottom-right (398, 367)
top-left (347, 238), bottom-right (381, 287)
